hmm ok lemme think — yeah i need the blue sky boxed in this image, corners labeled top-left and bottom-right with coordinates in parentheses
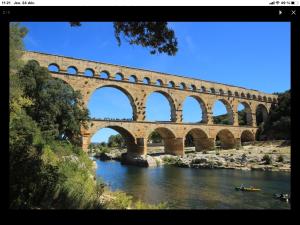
top-left (21, 22), bottom-right (290, 143)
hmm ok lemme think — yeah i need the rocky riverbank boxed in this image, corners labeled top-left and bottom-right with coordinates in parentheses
top-left (94, 141), bottom-right (290, 172)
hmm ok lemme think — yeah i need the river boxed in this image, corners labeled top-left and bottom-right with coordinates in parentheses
top-left (95, 159), bottom-right (290, 209)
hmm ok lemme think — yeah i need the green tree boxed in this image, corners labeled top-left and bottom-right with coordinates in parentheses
top-left (213, 114), bottom-right (230, 125)
top-left (260, 90), bottom-right (290, 140)
top-left (238, 110), bottom-right (247, 125)
top-left (148, 131), bottom-right (162, 143)
top-left (184, 133), bottom-right (194, 147)
top-left (9, 22), bottom-right (28, 73)
top-left (17, 61), bottom-right (90, 145)
top-left (108, 134), bottom-right (124, 147)
top-left (70, 22), bottom-right (178, 56)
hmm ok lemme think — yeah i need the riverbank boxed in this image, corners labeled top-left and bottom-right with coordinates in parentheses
top-left (93, 141), bottom-right (290, 172)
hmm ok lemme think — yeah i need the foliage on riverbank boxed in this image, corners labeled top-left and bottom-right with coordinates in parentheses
top-left (100, 189), bottom-right (168, 209)
top-left (9, 22), bottom-right (167, 209)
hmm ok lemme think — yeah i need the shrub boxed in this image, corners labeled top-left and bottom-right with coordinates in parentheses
top-left (134, 200), bottom-right (168, 209)
top-left (277, 155), bottom-right (284, 162)
top-left (262, 154), bottom-right (272, 165)
top-left (103, 191), bottom-right (133, 209)
top-left (162, 156), bottom-right (178, 164)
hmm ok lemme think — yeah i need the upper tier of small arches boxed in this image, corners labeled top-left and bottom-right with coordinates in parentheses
top-left (47, 62), bottom-right (277, 103)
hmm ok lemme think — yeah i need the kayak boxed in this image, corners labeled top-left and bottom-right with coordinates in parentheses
top-left (273, 193), bottom-right (290, 202)
top-left (235, 187), bottom-right (261, 192)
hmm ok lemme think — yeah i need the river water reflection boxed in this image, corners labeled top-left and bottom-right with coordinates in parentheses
top-left (95, 160), bottom-right (290, 209)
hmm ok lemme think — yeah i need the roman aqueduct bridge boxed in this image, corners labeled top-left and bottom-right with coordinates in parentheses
top-left (22, 51), bottom-right (278, 156)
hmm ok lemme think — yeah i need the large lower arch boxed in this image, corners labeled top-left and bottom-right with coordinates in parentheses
top-left (215, 129), bottom-right (236, 149)
top-left (184, 128), bottom-right (213, 151)
top-left (145, 90), bottom-right (176, 122)
top-left (182, 95), bottom-right (208, 123)
top-left (241, 130), bottom-right (255, 144)
top-left (88, 85), bottom-right (138, 120)
top-left (147, 127), bottom-right (183, 156)
top-left (90, 125), bottom-right (138, 154)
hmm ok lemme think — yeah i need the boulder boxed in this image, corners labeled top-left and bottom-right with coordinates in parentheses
top-left (120, 153), bottom-right (157, 167)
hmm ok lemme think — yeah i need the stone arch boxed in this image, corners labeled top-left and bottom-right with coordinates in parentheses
top-left (143, 77), bottom-right (151, 84)
top-left (219, 89), bottom-right (224, 95)
top-left (182, 95), bottom-right (208, 123)
top-left (235, 91), bottom-right (239, 97)
top-left (90, 125), bottom-right (137, 154)
top-left (237, 101), bottom-right (253, 126)
top-left (256, 104), bottom-right (268, 126)
top-left (156, 79), bottom-right (163, 86)
top-left (48, 63), bottom-right (60, 72)
top-left (201, 86), bottom-right (206, 92)
top-left (129, 75), bottom-right (137, 83)
top-left (179, 82), bottom-right (186, 90)
top-left (67, 66), bottom-right (78, 75)
top-left (213, 98), bottom-right (234, 125)
top-left (114, 72), bottom-right (124, 81)
top-left (89, 84), bottom-right (138, 121)
top-left (215, 129), bottom-right (236, 149)
top-left (190, 84), bottom-right (197, 91)
top-left (85, 68), bottom-right (94, 77)
top-left (268, 97), bottom-right (272, 102)
top-left (145, 90), bottom-right (176, 122)
top-left (252, 94), bottom-right (257, 100)
top-left (184, 128), bottom-right (213, 151)
top-left (240, 130), bottom-right (255, 144)
top-left (168, 81), bottom-right (175, 88)
top-left (148, 127), bottom-right (176, 139)
top-left (241, 93), bottom-right (246, 98)
top-left (227, 90), bottom-right (232, 96)
top-left (258, 95), bottom-right (262, 101)
top-left (263, 96), bottom-right (267, 101)
top-left (246, 93), bottom-right (251, 99)
top-left (100, 70), bottom-right (110, 79)
top-left (147, 127), bottom-right (180, 155)
top-left (210, 88), bottom-right (216, 94)
top-left (273, 98), bottom-right (277, 103)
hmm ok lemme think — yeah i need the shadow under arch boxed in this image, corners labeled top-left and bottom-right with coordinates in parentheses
top-left (184, 128), bottom-right (213, 151)
top-left (147, 127), bottom-right (179, 155)
top-left (88, 84), bottom-right (138, 121)
top-left (91, 125), bottom-right (137, 153)
top-left (145, 90), bottom-right (177, 122)
top-left (238, 101), bottom-right (253, 126)
top-left (241, 130), bottom-right (255, 144)
top-left (183, 95), bottom-right (208, 123)
top-left (213, 98), bottom-right (234, 125)
top-left (215, 129), bottom-right (236, 149)
top-left (256, 104), bottom-right (268, 126)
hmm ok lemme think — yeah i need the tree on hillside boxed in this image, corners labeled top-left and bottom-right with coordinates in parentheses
top-left (70, 22), bottom-right (178, 56)
top-left (260, 90), bottom-right (290, 140)
top-left (213, 114), bottom-right (231, 125)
